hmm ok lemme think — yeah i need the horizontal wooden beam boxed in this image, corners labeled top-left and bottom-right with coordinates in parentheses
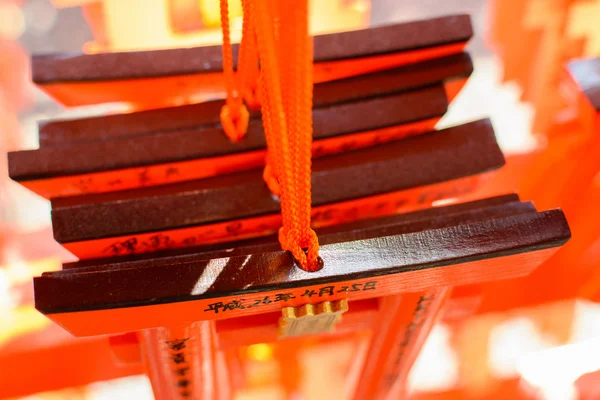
top-left (30, 15), bottom-right (472, 107)
top-left (10, 85), bottom-right (448, 180)
top-left (35, 53), bottom-right (472, 147)
top-left (49, 119), bottom-right (504, 243)
top-left (34, 207), bottom-right (569, 335)
top-left (32, 15), bottom-right (473, 83)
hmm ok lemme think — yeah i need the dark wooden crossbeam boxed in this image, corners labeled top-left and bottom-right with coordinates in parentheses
top-left (32, 15), bottom-right (472, 84)
top-left (30, 15), bottom-right (472, 107)
top-left (63, 194), bottom-right (529, 270)
top-left (9, 85), bottom-right (447, 180)
top-left (36, 53), bottom-right (472, 147)
top-left (49, 119), bottom-right (504, 243)
top-left (34, 200), bottom-right (570, 336)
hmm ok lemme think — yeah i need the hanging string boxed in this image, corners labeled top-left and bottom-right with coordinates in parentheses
top-left (260, 0), bottom-right (280, 196)
top-left (278, 0), bottom-right (318, 270)
top-left (237, 0), bottom-right (261, 110)
top-left (219, 0), bottom-right (321, 271)
top-left (219, 0), bottom-right (249, 142)
top-left (249, 0), bottom-right (321, 271)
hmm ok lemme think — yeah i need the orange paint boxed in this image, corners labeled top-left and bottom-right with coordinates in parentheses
top-left (108, 332), bottom-right (142, 364)
top-left (44, 246), bottom-right (557, 337)
top-left (0, 334), bottom-right (143, 398)
top-left (459, 58), bottom-right (600, 316)
top-left (22, 117), bottom-right (439, 199)
top-left (215, 298), bottom-right (379, 350)
top-left (38, 43), bottom-right (466, 108)
top-left (354, 289), bottom-right (451, 400)
top-left (63, 175), bottom-right (479, 260)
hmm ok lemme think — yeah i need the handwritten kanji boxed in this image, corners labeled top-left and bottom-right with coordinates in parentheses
top-left (104, 237), bottom-right (139, 255)
top-left (143, 234), bottom-right (173, 250)
top-left (204, 302), bottom-right (225, 314)
top-left (138, 169), bottom-right (151, 186)
top-left (182, 236), bottom-right (197, 246)
top-left (223, 299), bottom-right (246, 311)
top-left (225, 222), bottom-right (243, 235)
top-left (166, 338), bottom-right (189, 351)
top-left (319, 286), bottom-right (334, 297)
top-left (165, 167), bottom-right (179, 178)
top-left (172, 353), bottom-right (185, 364)
top-left (274, 293), bottom-right (295, 302)
top-left (174, 367), bottom-right (190, 377)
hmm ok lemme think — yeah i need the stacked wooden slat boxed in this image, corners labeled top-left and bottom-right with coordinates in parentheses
top-left (8, 14), bottom-right (571, 400)
top-left (9, 15), bottom-right (496, 261)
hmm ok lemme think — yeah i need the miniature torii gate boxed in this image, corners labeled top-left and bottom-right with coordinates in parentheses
top-left (7, 8), bottom-right (572, 400)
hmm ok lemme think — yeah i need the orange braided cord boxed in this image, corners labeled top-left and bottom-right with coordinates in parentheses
top-left (279, 0), bottom-right (317, 261)
top-left (262, 146), bottom-right (281, 196)
top-left (249, 0), bottom-right (321, 271)
top-left (260, 0), bottom-right (279, 196)
top-left (219, 0), bottom-right (249, 142)
top-left (237, 0), bottom-right (261, 109)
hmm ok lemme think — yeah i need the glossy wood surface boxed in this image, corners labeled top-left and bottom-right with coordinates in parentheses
top-left (35, 203), bottom-right (569, 315)
top-left (63, 194), bottom-right (527, 269)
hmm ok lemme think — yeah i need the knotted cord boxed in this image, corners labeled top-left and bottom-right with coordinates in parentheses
top-left (219, 0), bottom-right (321, 271)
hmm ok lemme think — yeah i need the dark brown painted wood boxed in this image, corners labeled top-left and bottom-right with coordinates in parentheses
top-left (568, 57), bottom-right (600, 112)
top-left (49, 119), bottom-right (505, 243)
top-left (9, 85), bottom-right (448, 181)
top-left (36, 53), bottom-right (472, 147)
top-left (62, 194), bottom-right (527, 270)
top-left (32, 15), bottom-right (472, 83)
top-left (34, 209), bottom-right (570, 314)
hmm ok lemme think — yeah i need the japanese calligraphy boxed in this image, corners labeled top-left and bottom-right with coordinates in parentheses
top-left (203, 281), bottom-right (378, 314)
top-left (166, 337), bottom-right (193, 397)
top-left (383, 294), bottom-right (436, 386)
top-left (103, 237), bottom-right (139, 255)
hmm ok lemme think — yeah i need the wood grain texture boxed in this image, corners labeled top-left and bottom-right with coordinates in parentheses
top-left (35, 53), bottom-right (472, 147)
top-left (62, 194), bottom-right (528, 270)
top-left (31, 15), bottom-right (473, 83)
top-left (49, 119), bottom-right (505, 243)
top-left (34, 209), bottom-right (570, 315)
